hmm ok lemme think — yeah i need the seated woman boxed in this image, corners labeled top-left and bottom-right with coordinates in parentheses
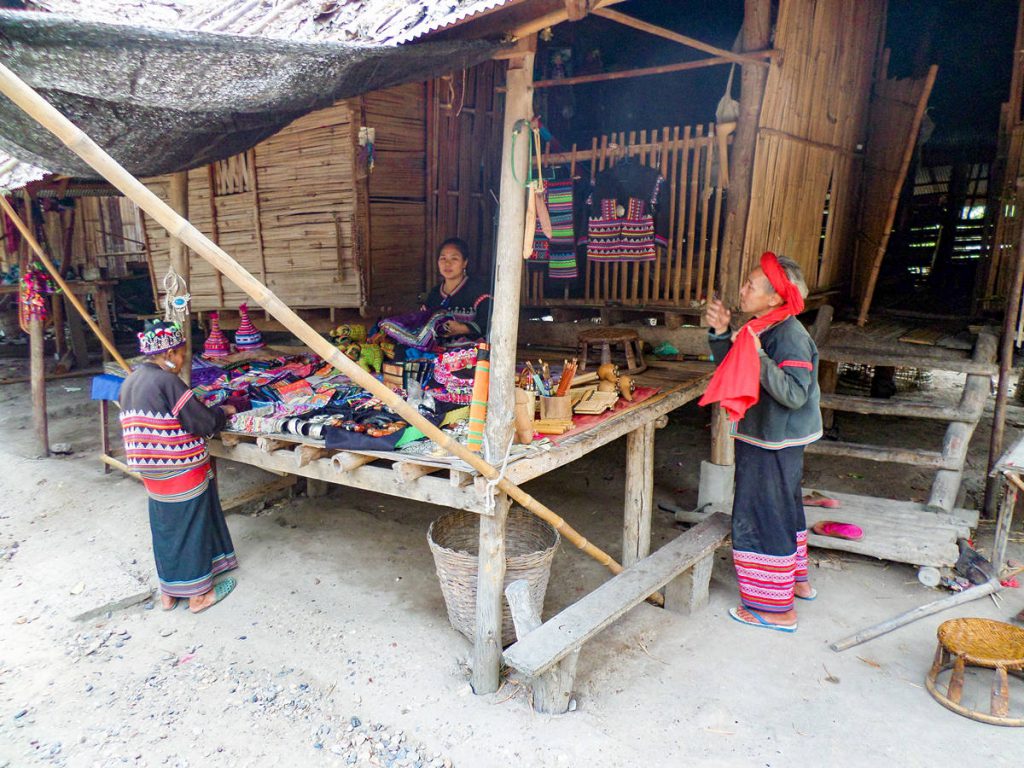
top-left (380, 238), bottom-right (491, 354)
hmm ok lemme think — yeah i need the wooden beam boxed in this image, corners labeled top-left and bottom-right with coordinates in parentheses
top-left (512, 0), bottom-right (623, 38)
top-left (804, 440), bottom-right (957, 470)
top-left (168, 171), bottom-right (192, 382)
top-left (534, 55), bottom-right (751, 89)
top-left (592, 8), bottom-right (774, 68)
top-left (393, 461), bottom-right (442, 484)
top-left (294, 444), bottom-right (328, 468)
top-left (817, 346), bottom-right (997, 376)
top-left (29, 315), bottom-right (48, 458)
top-left (474, 48), bottom-right (535, 697)
top-left (719, 0), bottom-right (772, 303)
top-left (623, 422), bottom-right (656, 567)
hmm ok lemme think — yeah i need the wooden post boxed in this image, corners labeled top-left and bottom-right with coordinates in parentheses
top-left (505, 579), bottom-right (578, 714)
top-left (710, 405), bottom-right (734, 465)
top-left (718, 0), bottom-right (771, 303)
top-left (168, 171), bottom-right (192, 383)
top-left (992, 477), bottom-right (1017, 571)
top-left (29, 315), bottom-right (48, 457)
top-left (986, 196), bottom-right (1024, 515)
top-left (472, 46), bottom-right (535, 695)
top-left (623, 422), bottom-right (655, 566)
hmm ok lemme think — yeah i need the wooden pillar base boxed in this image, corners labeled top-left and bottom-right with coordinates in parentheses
top-left (663, 552), bottom-right (715, 615)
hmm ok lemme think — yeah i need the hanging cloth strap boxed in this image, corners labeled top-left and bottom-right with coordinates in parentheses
top-left (698, 252), bottom-right (805, 422)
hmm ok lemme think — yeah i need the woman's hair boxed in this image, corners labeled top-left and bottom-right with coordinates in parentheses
top-left (770, 255), bottom-right (809, 299)
top-left (437, 237), bottom-right (470, 263)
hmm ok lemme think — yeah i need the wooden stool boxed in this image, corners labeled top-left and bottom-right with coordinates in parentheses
top-left (926, 618), bottom-right (1024, 726)
top-left (577, 328), bottom-right (646, 374)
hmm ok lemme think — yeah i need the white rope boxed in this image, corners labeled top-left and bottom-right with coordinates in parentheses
top-left (162, 266), bottom-right (191, 325)
top-left (482, 431), bottom-right (515, 515)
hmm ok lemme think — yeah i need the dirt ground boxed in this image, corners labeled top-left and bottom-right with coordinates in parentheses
top-left (1, 360), bottom-right (1023, 768)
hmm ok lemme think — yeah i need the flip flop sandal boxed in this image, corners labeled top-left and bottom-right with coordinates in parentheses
top-left (189, 577), bottom-right (237, 615)
top-left (802, 492), bottom-right (840, 509)
top-left (795, 587), bottom-right (818, 601)
top-left (161, 597), bottom-right (181, 611)
top-left (812, 521), bottom-right (863, 541)
top-left (728, 606), bottom-right (797, 633)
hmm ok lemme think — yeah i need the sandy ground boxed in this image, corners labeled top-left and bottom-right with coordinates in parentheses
top-left (1, 361), bottom-right (1023, 768)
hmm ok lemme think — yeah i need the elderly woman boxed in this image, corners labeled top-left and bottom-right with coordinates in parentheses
top-left (119, 320), bottom-right (238, 613)
top-left (701, 253), bottom-right (822, 633)
top-left (379, 238), bottom-right (492, 353)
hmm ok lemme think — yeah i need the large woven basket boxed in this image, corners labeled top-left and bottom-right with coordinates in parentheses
top-left (428, 507), bottom-right (560, 646)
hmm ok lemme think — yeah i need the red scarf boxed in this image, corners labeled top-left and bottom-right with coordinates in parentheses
top-left (699, 252), bottom-right (805, 422)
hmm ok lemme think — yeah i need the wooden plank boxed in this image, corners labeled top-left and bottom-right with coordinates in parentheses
top-left (502, 512), bottom-right (730, 678)
top-left (208, 440), bottom-right (487, 514)
top-left (805, 439), bottom-right (957, 470)
top-left (817, 346), bottom-right (998, 376)
top-left (817, 394), bottom-right (972, 422)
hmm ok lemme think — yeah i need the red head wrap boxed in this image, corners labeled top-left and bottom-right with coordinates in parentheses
top-left (698, 252), bottom-right (804, 422)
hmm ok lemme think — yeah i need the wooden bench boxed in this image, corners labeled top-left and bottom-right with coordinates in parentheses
top-left (502, 512), bottom-right (731, 714)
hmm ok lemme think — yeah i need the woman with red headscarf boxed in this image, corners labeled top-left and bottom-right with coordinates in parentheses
top-left (701, 253), bottom-right (822, 632)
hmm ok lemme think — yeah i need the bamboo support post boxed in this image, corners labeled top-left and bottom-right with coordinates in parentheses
top-left (719, 0), bottom-right (771, 303)
top-left (29, 314), bottom-right (48, 457)
top-left (0, 196), bottom-right (131, 372)
top-left (985, 180), bottom-right (1024, 516)
top-left (168, 171), bottom-right (192, 382)
top-left (0, 59), bottom-right (645, 693)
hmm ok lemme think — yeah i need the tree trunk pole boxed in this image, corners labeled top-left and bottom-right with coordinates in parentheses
top-left (30, 314), bottom-right (48, 457)
top-left (985, 179), bottom-right (1024, 516)
top-left (718, 0), bottom-right (771, 304)
top-left (472, 46), bottom-right (535, 696)
top-left (168, 171), bottom-right (192, 383)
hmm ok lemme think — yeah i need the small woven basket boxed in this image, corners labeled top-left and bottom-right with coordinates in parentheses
top-left (428, 507), bottom-right (560, 646)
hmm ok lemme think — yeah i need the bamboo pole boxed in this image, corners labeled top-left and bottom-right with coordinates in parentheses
top-left (592, 8), bottom-right (775, 67)
top-left (984, 178), bottom-right (1024, 516)
top-left (29, 314), bottom-right (48, 457)
top-left (0, 196), bottom-right (130, 372)
top-left (533, 55), bottom-right (750, 90)
top-left (169, 171), bottom-right (193, 381)
top-left (0, 61), bottom-right (646, 611)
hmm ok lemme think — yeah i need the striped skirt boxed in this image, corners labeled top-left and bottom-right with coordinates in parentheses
top-left (145, 465), bottom-right (238, 598)
top-left (731, 439), bottom-right (808, 613)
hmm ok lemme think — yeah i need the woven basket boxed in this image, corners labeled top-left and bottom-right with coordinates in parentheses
top-left (427, 507), bottom-right (560, 646)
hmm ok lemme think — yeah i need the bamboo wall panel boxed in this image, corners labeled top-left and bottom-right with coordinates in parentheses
top-left (743, 0), bottom-right (886, 295)
top-left (364, 82), bottom-right (428, 310)
top-left (426, 61), bottom-right (506, 290)
top-left (521, 124), bottom-right (725, 309)
top-left (145, 100), bottom-right (369, 310)
top-left (852, 64), bottom-right (938, 325)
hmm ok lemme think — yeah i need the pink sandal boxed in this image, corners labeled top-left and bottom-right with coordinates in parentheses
top-left (812, 521), bottom-right (863, 541)
top-left (803, 491), bottom-right (840, 509)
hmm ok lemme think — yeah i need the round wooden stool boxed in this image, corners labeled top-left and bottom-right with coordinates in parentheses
top-left (926, 618), bottom-right (1024, 726)
top-left (577, 328), bottom-right (646, 374)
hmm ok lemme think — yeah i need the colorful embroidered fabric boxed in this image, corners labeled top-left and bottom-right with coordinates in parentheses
top-left (379, 307), bottom-right (480, 351)
top-left (586, 197), bottom-right (658, 262)
top-left (530, 178), bottom-right (578, 279)
top-left (18, 264), bottom-right (57, 329)
top-left (430, 346), bottom-right (478, 404)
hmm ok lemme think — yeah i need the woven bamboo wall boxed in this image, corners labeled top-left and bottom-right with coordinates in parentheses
top-left (851, 60), bottom-right (938, 324)
top-left (145, 100), bottom-right (360, 310)
top-left (426, 61), bottom-right (506, 290)
top-left (525, 124), bottom-right (726, 309)
top-left (364, 82), bottom-right (428, 311)
top-left (742, 0), bottom-right (887, 294)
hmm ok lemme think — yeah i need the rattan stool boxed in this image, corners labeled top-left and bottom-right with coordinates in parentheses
top-left (577, 328), bottom-right (646, 374)
top-left (926, 618), bottom-right (1024, 726)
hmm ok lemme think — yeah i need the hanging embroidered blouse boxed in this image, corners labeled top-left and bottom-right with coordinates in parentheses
top-left (529, 171), bottom-right (581, 279)
top-left (581, 162), bottom-right (668, 263)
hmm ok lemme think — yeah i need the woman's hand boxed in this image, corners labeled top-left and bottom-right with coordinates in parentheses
top-left (443, 320), bottom-right (472, 337)
top-left (705, 298), bottom-right (731, 335)
top-left (220, 404), bottom-right (238, 416)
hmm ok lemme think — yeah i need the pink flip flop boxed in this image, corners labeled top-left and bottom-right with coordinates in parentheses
top-left (812, 521), bottom-right (863, 541)
top-left (803, 492), bottom-right (840, 509)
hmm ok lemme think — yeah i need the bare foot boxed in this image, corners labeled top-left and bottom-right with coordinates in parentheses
top-left (188, 589), bottom-right (217, 613)
top-left (735, 605), bottom-right (797, 627)
top-left (794, 582), bottom-right (815, 599)
top-left (160, 594), bottom-right (178, 611)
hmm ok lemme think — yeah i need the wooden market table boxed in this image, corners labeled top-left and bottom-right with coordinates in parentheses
top-left (202, 359), bottom-right (712, 567)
